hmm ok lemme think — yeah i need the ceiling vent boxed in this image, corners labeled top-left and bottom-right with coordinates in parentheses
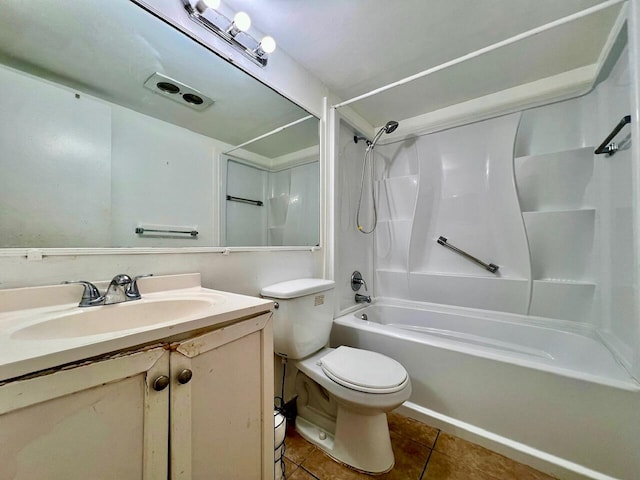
top-left (143, 72), bottom-right (214, 111)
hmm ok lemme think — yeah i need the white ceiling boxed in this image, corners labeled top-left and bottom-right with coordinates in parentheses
top-left (226, 0), bottom-right (623, 125)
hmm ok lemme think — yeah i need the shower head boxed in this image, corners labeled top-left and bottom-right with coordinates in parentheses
top-left (367, 120), bottom-right (399, 150)
top-left (384, 120), bottom-right (399, 134)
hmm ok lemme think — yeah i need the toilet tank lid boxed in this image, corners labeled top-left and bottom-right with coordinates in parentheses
top-left (261, 278), bottom-right (335, 299)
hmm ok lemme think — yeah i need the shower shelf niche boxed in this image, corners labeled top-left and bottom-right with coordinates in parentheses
top-left (514, 145), bottom-right (597, 322)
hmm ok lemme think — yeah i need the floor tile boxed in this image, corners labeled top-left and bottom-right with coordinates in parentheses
top-left (377, 432), bottom-right (431, 480)
top-left (300, 447), bottom-right (370, 479)
top-left (288, 466), bottom-right (320, 480)
top-left (285, 413), bottom-right (554, 480)
top-left (284, 426), bottom-right (317, 465)
top-left (434, 433), bottom-right (517, 478)
top-left (282, 457), bottom-right (298, 478)
top-left (422, 451), bottom-right (499, 480)
top-left (387, 411), bottom-right (439, 448)
top-left (432, 433), bottom-right (557, 480)
top-left (299, 431), bottom-right (430, 480)
top-left (513, 463), bottom-right (558, 480)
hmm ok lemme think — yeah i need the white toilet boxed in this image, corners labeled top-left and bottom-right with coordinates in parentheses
top-left (261, 278), bottom-right (411, 474)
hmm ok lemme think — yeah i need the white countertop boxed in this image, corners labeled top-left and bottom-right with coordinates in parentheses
top-left (0, 273), bottom-right (273, 382)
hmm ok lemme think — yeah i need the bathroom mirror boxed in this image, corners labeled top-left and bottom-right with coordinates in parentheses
top-left (0, 0), bottom-right (320, 249)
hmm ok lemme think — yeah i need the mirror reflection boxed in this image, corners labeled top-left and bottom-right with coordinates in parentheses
top-left (0, 0), bottom-right (319, 249)
top-left (223, 116), bottom-right (320, 247)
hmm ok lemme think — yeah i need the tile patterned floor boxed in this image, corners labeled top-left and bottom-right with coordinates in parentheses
top-left (282, 412), bottom-right (557, 480)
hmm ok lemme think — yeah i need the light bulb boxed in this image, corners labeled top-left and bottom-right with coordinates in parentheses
top-left (195, 0), bottom-right (220, 13)
top-left (259, 36), bottom-right (276, 54)
top-left (233, 11), bottom-right (251, 32)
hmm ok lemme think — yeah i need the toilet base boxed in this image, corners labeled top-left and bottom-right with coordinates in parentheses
top-left (296, 406), bottom-right (395, 474)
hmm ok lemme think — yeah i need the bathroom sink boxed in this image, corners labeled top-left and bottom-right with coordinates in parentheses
top-left (11, 297), bottom-right (220, 340)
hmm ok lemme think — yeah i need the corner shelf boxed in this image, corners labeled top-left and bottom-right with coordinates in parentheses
top-left (515, 147), bottom-right (595, 212)
top-left (514, 145), bottom-right (598, 322)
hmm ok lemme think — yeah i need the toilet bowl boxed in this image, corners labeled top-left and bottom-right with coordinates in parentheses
top-left (295, 347), bottom-right (411, 473)
top-left (261, 279), bottom-right (411, 474)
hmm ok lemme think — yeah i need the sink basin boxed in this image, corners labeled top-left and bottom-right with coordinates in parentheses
top-left (11, 298), bottom-right (219, 340)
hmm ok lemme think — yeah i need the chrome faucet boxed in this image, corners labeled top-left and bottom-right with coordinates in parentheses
top-left (64, 273), bottom-right (153, 307)
top-left (104, 274), bottom-right (133, 305)
top-left (355, 293), bottom-right (371, 304)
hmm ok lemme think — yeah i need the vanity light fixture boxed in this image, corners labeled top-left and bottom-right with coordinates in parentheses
top-left (182, 0), bottom-right (276, 67)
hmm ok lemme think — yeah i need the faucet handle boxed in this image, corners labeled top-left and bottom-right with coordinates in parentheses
top-left (126, 274), bottom-right (153, 299)
top-left (351, 271), bottom-right (368, 292)
top-left (63, 280), bottom-right (104, 307)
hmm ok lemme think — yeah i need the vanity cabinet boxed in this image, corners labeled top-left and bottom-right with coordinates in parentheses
top-left (0, 313), bottom-right (273, 480)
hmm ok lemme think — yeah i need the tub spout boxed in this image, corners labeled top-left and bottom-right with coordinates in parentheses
top-left (355, 293), bottom-right (371, 304)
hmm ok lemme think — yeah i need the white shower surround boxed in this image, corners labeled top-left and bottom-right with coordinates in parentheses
top-left (332, 42), bottom-right (639, 479)
top-left (370, 44), bottom-right (637, 374)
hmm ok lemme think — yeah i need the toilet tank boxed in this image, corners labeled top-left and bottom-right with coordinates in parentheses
top-left (261, 279), bottom-right (335, 359)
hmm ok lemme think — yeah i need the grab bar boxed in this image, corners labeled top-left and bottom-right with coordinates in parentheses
top-left (135, 227), bottom-right (198, 237)
top-left (437, 236), bottom-right (499, 274)
top-left (594, 115), bottom-right (631, 156)
top-left (226, 195), bottom-right (264, 206)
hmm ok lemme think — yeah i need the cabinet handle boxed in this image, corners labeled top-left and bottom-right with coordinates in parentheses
top-left (177, 369), bottom-right (193, 384)
top-left (153, 375), bottom-right (170, 391)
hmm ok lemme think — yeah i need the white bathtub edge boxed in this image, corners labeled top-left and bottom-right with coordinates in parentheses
top-left (397, 401), bottom-right (621, 480)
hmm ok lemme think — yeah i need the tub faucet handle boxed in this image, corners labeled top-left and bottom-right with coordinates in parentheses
top-left (351, 271), bottom-right (368, 292)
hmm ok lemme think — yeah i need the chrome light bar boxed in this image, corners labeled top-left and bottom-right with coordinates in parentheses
top-left (181, 0), bottom-right (275, 67)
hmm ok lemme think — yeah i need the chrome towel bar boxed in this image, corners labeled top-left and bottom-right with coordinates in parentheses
top-left (226, 195), bottom-right (264, 206)
top-left (437, 236), bottom-right (499, 274)
top-left (135, 227), bottom-right (198, 237)
top-left (594, 115), bottom-right (631, 156)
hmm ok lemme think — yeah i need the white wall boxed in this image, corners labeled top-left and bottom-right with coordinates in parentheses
top-left (111, 107), bottom-right (219, 247)
top-left (0, 250), bottom-right (322, 296)
top-left (0, 64), bottom-right (225, 249)
top-left (334, 118), bottom-right (375, 312)
top-left (0, 65), bottom-right (112, 247)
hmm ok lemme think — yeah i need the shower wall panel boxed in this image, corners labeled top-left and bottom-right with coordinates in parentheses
top-left (335, 120), bottom-right (375, 312)
top-left (375, 114), bottom-right (531, 314)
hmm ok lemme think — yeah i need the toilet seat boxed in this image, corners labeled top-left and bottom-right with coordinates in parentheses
top-left (320, 346), bottom-right (408, 394)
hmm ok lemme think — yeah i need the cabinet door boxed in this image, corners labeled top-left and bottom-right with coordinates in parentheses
top-left (0, 347), bottom-right (169, 480)
top-left (170, 313), bottom-right (274, 480)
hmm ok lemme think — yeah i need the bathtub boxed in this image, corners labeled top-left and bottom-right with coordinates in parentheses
top-left (330, 299), bottom-right (640, 480)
